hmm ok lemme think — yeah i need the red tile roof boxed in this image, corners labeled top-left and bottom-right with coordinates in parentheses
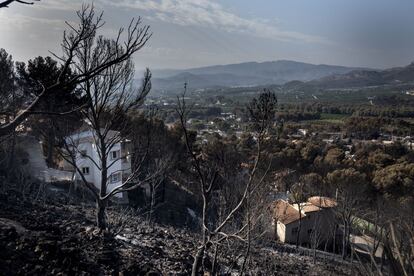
top-left (308, 196), bottom-right (337, 208)
top-left (270, 200), bottom-right (302, 225)
top-left (270, 196), bottom-right (336, 225)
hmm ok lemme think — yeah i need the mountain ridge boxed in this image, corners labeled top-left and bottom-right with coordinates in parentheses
top-left (153, 60), bottom-right (370, 78)
top-left (151, 60), bottom-right (369, 91)
top-left (301, 62), bottom-right (414, 89)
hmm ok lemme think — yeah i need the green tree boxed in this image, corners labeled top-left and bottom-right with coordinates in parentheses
top-left (0, 5), bottom-right (151, 138)
top-left (373, 162), bottom-right (414, 203)
top-left (367, 150), bottom-right (394, 169)
top-left (324, 147), bottom-right (345, 167)
top-left (300, 173), bottom-right (323, 195)
top-left (300, 142), bottom-right (322, 164)
top-left (56, 5), bottom-right (152, 230)
top-left (17, 56), bottom-right (82, 167)
top-left (0, 48), bottom-right (21, 175)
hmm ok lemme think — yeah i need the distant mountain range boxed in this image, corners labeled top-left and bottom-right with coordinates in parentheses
top-left (151, 60), bottom-right (414, 92)
top-left (301, 62), bottom-right (414, 89)
top-left (151, 60), bottom-right (367, 91)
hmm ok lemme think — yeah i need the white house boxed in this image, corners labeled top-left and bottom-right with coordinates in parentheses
top-left (64, 129), bottom-right (132, 202)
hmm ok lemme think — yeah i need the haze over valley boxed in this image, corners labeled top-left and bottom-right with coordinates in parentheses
top-left (151, 60), bottom-right (368, 91)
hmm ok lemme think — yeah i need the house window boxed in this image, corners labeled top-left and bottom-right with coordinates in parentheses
top-left (292, 227), bottom-right (298, 234)
top-left (80, 150), bottom-right (87, 158)
top-left (110, 150), bottom-right (120, 160)
top-left (82, 167), bottom-right (90, 175)
top-left (110, 172), bottom-right (121, 183)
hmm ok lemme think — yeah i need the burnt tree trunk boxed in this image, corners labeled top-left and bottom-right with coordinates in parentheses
top-left (7, 130), bottom-right (16, 174)
top-left (97, 138), bottom-right (108, 230)
top-left (97, 199), bottom-right (107, 230)
top-left (296, 210), bottom-right (302, 248)
top-left (192, 191), bottom-right (208, 276)
top-left (192, 245), bottom-right (206, 276)
top-left (46, 124), bottom-right (55, 167)
top-left (342, 220), bottom-right (348, 259)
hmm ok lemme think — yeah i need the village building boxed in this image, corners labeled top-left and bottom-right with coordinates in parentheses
top-left (15, 135), bottom-right (73, 183)
top-left (405, 90), bottom-right (414, 96)
top-left (62, 129), bottom-right (132, 202)
top-left (269, 196), bottom-right (337, 246)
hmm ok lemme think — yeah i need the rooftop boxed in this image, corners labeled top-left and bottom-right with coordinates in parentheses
top-left (292, 202), bottom-right (322, 213)
top-left (270, 196), bottom-right (337, 225)
top-left (308, 196), bottom-right (337, 208)
top-left (270, 200), bottom-right (302, 225)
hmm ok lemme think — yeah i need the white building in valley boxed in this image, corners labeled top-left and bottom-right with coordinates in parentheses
top-left (63, 129), bottom-right (132, 202)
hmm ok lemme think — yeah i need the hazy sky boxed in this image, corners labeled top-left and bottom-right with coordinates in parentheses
top-left (1, 0), bottom-right (414, 71)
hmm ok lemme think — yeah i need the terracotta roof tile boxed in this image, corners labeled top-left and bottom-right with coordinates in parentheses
top-left (270, 200), bottom-right (303, 225)
top-left (301, 202), bottom-right (321, 213)
top-left (308, 196), bottom-right (337, 208)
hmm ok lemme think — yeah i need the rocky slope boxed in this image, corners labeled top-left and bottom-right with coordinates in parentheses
top-left (0, 192), bottom-right (355, 275)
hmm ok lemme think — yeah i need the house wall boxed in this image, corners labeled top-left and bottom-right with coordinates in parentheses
top-left (281, 220), bottom-right (307, 244)
top-left (121, 142), bottom-right (132, 174)
top-left (75, 142), bottom-right (95, 184)
top-left (276, 222), bottom-right (287, 243)
top-left (264, 213), bottom-right (277, 240)
top-left (311, 209), bottom-right (336, 242)
top-left (70, 132), bottom-right (130, 202)
top-left (277, 209), bottom-right (336, 246)
top-left (91, 141), bottom-right (100, 190)
top-left (106, 143), bottom-right (123, 199)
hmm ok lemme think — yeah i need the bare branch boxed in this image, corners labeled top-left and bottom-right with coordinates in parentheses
top-left (0, 0), bottom-right (39, 8)
top-left (0, 5), bottom-right (151, 137)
